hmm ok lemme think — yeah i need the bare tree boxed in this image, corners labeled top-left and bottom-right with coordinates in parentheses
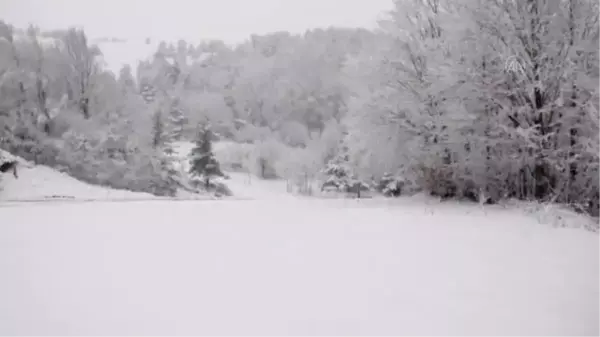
top-left (62, 28), bottom-right (100, 119)
top-left (25, 26), bottom-right (52, 133)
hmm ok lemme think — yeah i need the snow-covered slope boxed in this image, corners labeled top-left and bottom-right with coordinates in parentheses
top-left (0, 165), bottom-right (155, 202)
top-left (0, 197), bottom-right (597, 335)
top-left (0, 150), bottom-right (154, 202)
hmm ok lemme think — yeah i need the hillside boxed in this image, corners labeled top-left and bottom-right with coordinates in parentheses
top-left (0, 149), bottom-right (155, 202)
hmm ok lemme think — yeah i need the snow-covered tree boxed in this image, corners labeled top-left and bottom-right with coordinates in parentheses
top-left (167, 96), bottom-right (187, 141)
top-left (151, 109), bottom-right (166, 149)
top-left (61, 27), bottom-right (100, 119)
top-left (321, 153), bottom-right (352, 192)
top-left (147, 107), bottom-right (180, 195)
top-left (117, 65), bottom-right (136, 95)
top-left (321, 153), bottom-right (370, 198)
top-left (377, 172), bottom-right (405, 197)
top-left (189, 122), bottom-right (223, 189)
top-left (320, 142), bottom-right (368, 198)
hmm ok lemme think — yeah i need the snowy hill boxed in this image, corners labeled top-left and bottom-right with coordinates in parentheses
top-left (0, 150), bottom-right (155, 202)
top-left (0, 141), bottom-right (281, 203)
top-left (0, 165), bottom-right (157, 202)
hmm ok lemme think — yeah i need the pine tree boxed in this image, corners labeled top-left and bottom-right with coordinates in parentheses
top-left (118, 65), bottom-right (137, 95)
top-left (168, 97), bottom-right (187, 141)
top-left (189, 122), bottom-right (223, 189)
top-left (150, 109), bottom-right (180, 196)
top-left (151, 110), bottom-right (162, 149)
top-left (155, 146), bottom-right (180, 196)
top-left (321, 151), bottom-right (352, 193)
top-left (320, 143), bottom-right (369, 198)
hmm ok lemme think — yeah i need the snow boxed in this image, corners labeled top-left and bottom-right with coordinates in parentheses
top-left (223, 171), bottom-right (295, 200)
top-left (0, 165), bottom-right (156, 202)
top-left (174, 140), bottom-right (294, 200)
top-left (0, 149), bottom-right (213, 202)
top-left (0, 140), bottom-right (286, 202)
top-left (0, 144), bottom-right (597, 335)
top-left (0, 150), bottom-right (154, 202)
top-left (0, 197), bottom-right (597, 335)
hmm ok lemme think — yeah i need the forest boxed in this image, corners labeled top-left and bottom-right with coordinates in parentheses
top-left (0, 0), bottom-right (598, 215)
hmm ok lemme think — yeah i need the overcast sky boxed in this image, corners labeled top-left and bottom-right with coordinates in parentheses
top-left (1, 0), bottom-right (393, 44)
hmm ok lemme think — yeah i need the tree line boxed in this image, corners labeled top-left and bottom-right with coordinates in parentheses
top-left (0, 0), bottom-right (597, 215)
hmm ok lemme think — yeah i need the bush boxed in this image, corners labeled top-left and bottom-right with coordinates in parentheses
top-left (190, 177), bottom-right (232, 196)
top-left (377, 172), bottom-right (405, 197)
top-left (54, 130), bottom-right (178, 197)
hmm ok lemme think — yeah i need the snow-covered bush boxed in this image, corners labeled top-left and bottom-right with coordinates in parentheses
top-left (320, 152), bottom-right (370, 198)
top-left (0, 123), bottom-right (62, 167)
top-left (55, 129), bottom-right (179, 197)
top-left (377, 172), bottom-right (406, 197)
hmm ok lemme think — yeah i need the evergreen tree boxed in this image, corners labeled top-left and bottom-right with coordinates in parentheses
top-left (168, 97), bottom-right (187, 141)
top-left (321, 152), bottom-right (352, 193)
top-left (150, 108), bottom-right (180, 196)
top-left (320, 143), bottom-right (369, 198)
top-left (151, 109), bottom-right (165, 149)
top-left (118, 65), bottom-right (137, 95)
top-left (154, 147), bottom-right (180, 196)
top-left (189, 122), bottom-right (223, 189)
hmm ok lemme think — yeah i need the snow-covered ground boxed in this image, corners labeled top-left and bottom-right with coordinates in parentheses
top-left (223, 171), bottom-right (296, 200)
top-left (0, 197), bottom-right (597, 335)
top-left (0, 143), bottom-right (598, 335)
top-left (0, 152), bottom-right (154, 202)
top-left (0, 142), bottom-right (286, 202)
top-left (0, 165), bottom-right (157, 202)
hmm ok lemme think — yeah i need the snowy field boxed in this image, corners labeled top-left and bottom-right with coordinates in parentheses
top-left (1, 196), bottom-right (598, 335)
top-left (0, 143), bottom-right (598, 335)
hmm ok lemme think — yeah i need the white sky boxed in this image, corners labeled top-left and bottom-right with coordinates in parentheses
top-left (0, 0), bottom-right (393, 44)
